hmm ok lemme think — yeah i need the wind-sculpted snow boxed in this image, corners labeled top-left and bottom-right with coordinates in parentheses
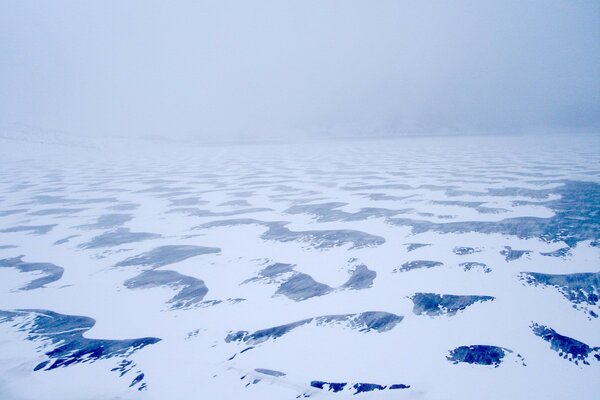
top-left (115, 245), bottom-right (220, 269)
top-left (0, 256), bottom-right (63, 290)
top-left (0, 309), bottom-right (160, 374)
top-left (226, 312), bottom-right (403, 345)
top-left (197, 219), bottom-right (385, 249)
top-left (1, 135), bottom-right (599, 399)
top-left (530, 323), bottom-right (600, 365)
top-left (519, 272), bottom-right (599, 318)
top-left (124, 270), bottom-right (208, 309)
top-left (79, 228), bottom-right (161, 249)
top-left (411, 293), bottom-right (494, 316)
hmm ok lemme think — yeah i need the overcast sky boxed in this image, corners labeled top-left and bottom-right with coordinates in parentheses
top-left (1, 0), bottom-right (599, 142)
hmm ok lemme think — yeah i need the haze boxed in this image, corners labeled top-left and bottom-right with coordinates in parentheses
top-left (1, 0), bottom-right (599, 143)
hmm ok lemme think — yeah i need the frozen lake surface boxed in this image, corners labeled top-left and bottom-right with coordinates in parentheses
top-left (0, 134), bottom-right (598, 399)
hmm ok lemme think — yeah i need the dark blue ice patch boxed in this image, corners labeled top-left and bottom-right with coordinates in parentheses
top-left (225, 312), bottom-right (402, 345)
top-left (388, 180), bottom-right (600, 248)
top-left (18, 195), bottom-right (73, 205)
top-left (0, 309), bottom-right (160, 371)
top-left (0, 209), bottom-right (29, 217)
top-left (342, 183), bottom-right (454, 192)
top-left (124, 270), bottom-right (209, 309)
top-left (135, 185), bottom-right (192, 194)
top-left (226, 318), bottom-right (313, 345)
top-left (448, 186), bottom-right (550, 199)
top-left (411, 293), bottom-right (494, 316)
top-left (340, 265), bottom-right (376, 290)
top-left (77, 213), bottom-right (132, 230)
top-left (248, 262), bottom-right (375, 297)
top-left (108, 203), bottom-right (140, 211)
top-left (519, 272), bottom-right (599, 317)
top-left (310, 381), bottom-right (410, 394)
top-left (168, 207), bottom-right (271, 217)
top-left (21, 195), bottom-right (119, 206)
top-left (311, 381), bottom-right (347, 392)
top-left (394, 260), bottom-right (443, 272)
top-left (460, 262), bottom-right (492, 273)
top-left (404, 243), bottom-right (430, 252)
top-left (79, 228), bottom-right (161, 249)
top-left (500, 246), bottom-right (531, 262)
top-left (453, 246), bottom-right (478, 255)
top-left (476, 206), bottom-right (508, 214)
top-left (447, 345), bottom-right (510, 367)
top-left (540, 247), bottom-right (570, 257)
top-left (254, 368), bottom-right (286, 377)
top-left (352, 383), bottom-right (386, 394)
top-left (389, 384), bottom-right (411, 389)
top-left (276, 273), bottom-right (332, 301)
top-left (432, 200), bottom-right (485, 208)
top-left (53, 235), bottom-right (80, 245)
top-left (285, 202), bottom-right (410, 222)
top-left (129, 373), bottom-right (144, 387)
top-left (361, 193), bottom-right (416, 201)
top-left (219, 200), bottom-right (251, 207)
top-left (115, 245), bottom-right (220, 269)
top-left (264, 222), bottom-right (385, 249)
top-left (170, 197), bottom-right (209, 206)
top-left (0, 224), bottom-right (57, 235)
top-left (0, 256), bottom-right (63, 290)
top-left (197, 219), bottom-right (385, 249)
top-left (28, 208), bottom-right (87, 216)
top-left (259, 262), bottom-right (295, 278)
top-left (240, 262), bottom-right (296, 285)
top-left (320, 311), bottom-right (403, 333)
top-left (111, 359), bottom-right (134, 377)
top-left (531, 323), bottom-right (600, 365)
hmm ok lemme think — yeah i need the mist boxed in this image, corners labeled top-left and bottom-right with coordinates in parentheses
top-left (1, 0), bottom-right (599, 143)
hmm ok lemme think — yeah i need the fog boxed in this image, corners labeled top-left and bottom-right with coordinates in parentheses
top-left (1, 0), bottom-right (599, 143)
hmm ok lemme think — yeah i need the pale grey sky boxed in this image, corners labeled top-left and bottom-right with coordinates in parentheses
top-left (1, 0), bottom-right (599, 142)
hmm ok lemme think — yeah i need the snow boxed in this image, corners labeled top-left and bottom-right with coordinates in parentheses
top-left (0, 133), bottom-right (598, 399)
